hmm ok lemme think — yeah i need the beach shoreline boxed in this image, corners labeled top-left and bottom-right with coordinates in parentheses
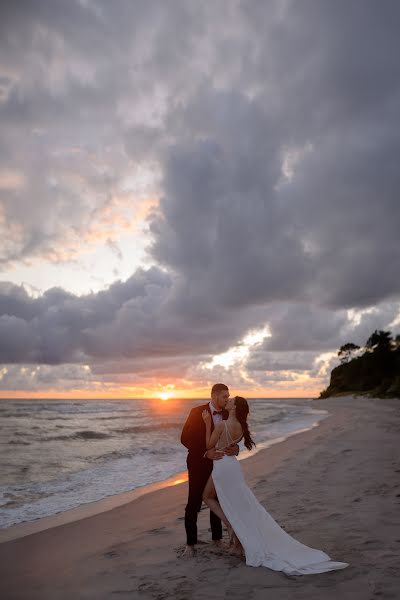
top-left (0, 398), bottom-right (327, 543)
top-left (1, 394), bottom-right (399, 600)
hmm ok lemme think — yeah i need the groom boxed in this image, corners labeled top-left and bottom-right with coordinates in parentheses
top-left (180, 383), bottom-right (240, 556)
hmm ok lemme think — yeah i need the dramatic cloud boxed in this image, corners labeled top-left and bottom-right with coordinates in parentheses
top-left (0, 1), bottom-right (399, 394)
top-left (0, 270), bottom-right (265, 365)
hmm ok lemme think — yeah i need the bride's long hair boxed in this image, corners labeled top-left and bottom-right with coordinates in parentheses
top-left (234, 396), bottom-right (256, 451)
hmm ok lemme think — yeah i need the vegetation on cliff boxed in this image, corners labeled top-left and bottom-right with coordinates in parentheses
top-left (319, 329), bottom-right (400, 399)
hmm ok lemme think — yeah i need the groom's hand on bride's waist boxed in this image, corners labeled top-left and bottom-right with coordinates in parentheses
top-left (204, 448), bottom-right (224, 460)
top-left (224, 443), bottom-right (239, 457)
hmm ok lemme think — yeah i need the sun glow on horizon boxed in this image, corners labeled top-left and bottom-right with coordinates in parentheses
top-left (0, 380), bottom-right (321, 401)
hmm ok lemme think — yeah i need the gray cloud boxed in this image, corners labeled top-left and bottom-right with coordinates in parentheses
top-left (1, 1), bottom-right (400, 390)
top-left (0, 363), bottom-right (98, 391)
top-left (149, 1), bottom-right (400, 310)
top-left (0, 268), bottom-right (266, 367)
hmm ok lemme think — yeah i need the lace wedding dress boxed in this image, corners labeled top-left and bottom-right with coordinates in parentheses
top-left (212, 421), bottom-right (349, 575)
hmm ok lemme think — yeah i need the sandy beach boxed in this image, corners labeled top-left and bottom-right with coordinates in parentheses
top-left (1, 394), bottom-right (399, 600)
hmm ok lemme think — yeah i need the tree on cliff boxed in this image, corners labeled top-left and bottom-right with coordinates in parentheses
top-left (319, 328), bottom-right (400, 399)
top-left (338, 342), bottom-right (360, 364)
top-left (365, 329), bottom-right (393, 353)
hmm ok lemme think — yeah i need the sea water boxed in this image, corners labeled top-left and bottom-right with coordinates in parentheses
top-left (0, 397), bottom-right (328, 529)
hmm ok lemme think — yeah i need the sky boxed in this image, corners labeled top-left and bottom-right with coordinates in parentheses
top-left (0, 0), bottom-right (399, 399)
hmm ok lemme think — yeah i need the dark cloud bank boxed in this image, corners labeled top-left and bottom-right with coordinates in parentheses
top-left (0, 1), bottom-right (400, 390)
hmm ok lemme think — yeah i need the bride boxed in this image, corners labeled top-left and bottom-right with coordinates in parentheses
top-left (201, 396), bottom-right (349, 575)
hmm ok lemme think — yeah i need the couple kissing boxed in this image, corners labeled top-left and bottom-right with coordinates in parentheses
top-left (180, 383), bottom-right (349, 575)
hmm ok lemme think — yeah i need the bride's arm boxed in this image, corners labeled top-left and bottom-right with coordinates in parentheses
top-left (207, 422), bottom-right (224, 450)
top-left (202, 411), bottom-right (224, 449)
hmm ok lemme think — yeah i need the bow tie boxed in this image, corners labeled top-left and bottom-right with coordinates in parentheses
top-left (213, 410), bottom-right (222, 415)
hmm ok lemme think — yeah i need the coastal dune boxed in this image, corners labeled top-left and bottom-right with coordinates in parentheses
top-left (1, 395), bottom-right (399, 600)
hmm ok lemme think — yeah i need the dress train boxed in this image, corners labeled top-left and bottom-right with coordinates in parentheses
top-left (211, 426), bottom-right (349, 575)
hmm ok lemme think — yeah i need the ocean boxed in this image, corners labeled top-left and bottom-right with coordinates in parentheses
top-left (0, 397), bottom-right (328, 529)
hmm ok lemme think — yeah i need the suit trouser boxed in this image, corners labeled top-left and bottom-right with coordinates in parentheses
top-left (184, 455), bottom-right (223, 545)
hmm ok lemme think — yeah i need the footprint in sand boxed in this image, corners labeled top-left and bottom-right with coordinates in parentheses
top-left (138, 580), bottom-right (169, 599)
top-left (362, 539), bottom-right (381, 549)
top-left (147, 526), bottom-right (169, 535)
top-left (104, 550), bottom-right (119, 559)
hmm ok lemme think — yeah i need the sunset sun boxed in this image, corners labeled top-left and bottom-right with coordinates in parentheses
top-left (159, 392), bottom-right (172, 401)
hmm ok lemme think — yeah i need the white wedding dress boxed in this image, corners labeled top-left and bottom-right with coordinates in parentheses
top-left (211, 421), bottom-right (349, 575)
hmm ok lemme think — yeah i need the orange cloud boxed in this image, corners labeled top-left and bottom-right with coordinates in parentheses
top-left (0, 169), bottom-right (26, 190)
top-left (5, 194), bottom-right (159, 267)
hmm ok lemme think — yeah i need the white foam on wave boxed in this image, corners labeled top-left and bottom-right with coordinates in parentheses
top-left (0, 400), bottom-right (329, 530)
